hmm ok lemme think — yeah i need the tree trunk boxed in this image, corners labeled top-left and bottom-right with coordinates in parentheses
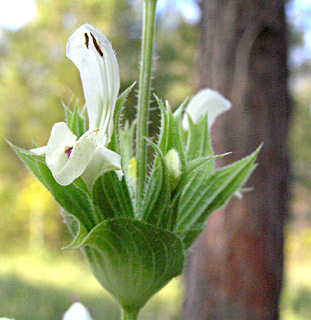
top-left (184, 1), bottom-right (292, 319)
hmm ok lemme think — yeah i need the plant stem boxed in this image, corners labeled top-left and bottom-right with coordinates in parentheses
top-left (121, 308), bottom-right (139, 320)
top-left (135, 0), bottom-right (157, 211)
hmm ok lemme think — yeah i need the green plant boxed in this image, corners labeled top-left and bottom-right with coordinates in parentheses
top-left (10, 0), bottom-right (260, 318)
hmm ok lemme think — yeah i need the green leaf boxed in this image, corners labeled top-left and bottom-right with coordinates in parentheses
top-left (166, 101), bottom-right (186, 166)
top-left (63, 101), bottom-right (86, 138)
top-left (35, 161), bottom-right (97, 231)
top-left (119, 120), bottom-right (136, 198)
top-left (173, 154), bottom-right (228, 205)
top-left (63, 101), bottom-right (73, 126)
top-left (155, 96), bottom-right (169, 155)
top-left (177, 228), bottom-right (204, 250)
top-left (72, 177), bottom-right (89, 195)
top-left (176, 146), bottom-right (261, 233)
top-left (120, 120), bottom-right (136, 171)
top-left (78, 218), bottom-right (185, 311)
top-left (62, 214), bottom-right (88, 250)
top-left (92, 171), bottom-right (134, 220)
top-left (109, 84), bottom-right (137, 199)
top-left (61, 210), bottom-right (81, 236)
top-left (10, 143), bottom-right (96, 231)
top-left (9, 142), bottom-right (52, 191)
top-left (109, 83), bottom-right (136, 153)
top-left (167, 155), bottom-right (227, 231)
top-left (155, 97), bottom-right (186, 166)
top-left (185, 115), bottom-right (213, 174)
top-left (70, 104), bottom-right (86, 138)
top-left (141, 140), bottom-right (171, 229)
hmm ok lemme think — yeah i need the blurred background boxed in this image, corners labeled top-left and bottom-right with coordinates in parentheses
top-left (0, 0), bottom-right (310, 319)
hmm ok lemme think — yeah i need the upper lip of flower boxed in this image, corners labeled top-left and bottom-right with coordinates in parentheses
top-left (66, 23), bottom-right (120, 145)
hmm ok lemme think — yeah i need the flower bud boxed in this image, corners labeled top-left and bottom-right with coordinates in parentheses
top-left (165, 149), bottom-right (181, 190)
top-left (129, 157), bottom-right (137, 186)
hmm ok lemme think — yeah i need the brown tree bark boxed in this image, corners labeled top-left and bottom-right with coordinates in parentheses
top-left (184, 1), bottom-right (292, 319)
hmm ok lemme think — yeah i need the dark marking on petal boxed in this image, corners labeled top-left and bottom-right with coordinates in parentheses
top-left (65, 147), bottom-right (73, 159)
top-left (90, 32), bottom-right (104, 57)
top-left (84, 33), bottom-right (89, 49)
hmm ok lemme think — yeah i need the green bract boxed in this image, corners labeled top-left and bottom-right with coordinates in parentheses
top-left (10, 22), bottom-right (260, 319)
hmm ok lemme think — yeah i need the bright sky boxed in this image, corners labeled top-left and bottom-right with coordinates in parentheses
top-left (0, 0), bottom-right (310, 59)
top-left (0, 0), bottom-right (36, 30)
top-left (287, 0), bottom-right (311, 63)
top-left (0, 0), bottom-right (200, 30)
top-left (157, 0), bottom-right (200, 23)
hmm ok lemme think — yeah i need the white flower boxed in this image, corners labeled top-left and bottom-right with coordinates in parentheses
top-left (62, 302), bottom-right (93, 320)
top-left (66, 23), bottom-right (120, 145)
top-left (31, 24), bottom-right (122, 187)
top-left (182, 88), bottom-right (231, 130)
top-left (46, 122), bottom-right (99, 185)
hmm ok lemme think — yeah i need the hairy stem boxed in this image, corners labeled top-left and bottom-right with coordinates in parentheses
top-left (135, 0), bottom-right (157, 211)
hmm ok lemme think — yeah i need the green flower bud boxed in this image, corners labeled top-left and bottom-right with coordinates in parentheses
top-left (165, 149), bottom-right (181, 190)
top-left (128, 157), bottom-right (137, 186)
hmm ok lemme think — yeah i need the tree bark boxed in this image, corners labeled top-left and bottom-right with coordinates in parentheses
top-left (184, 1), bottom-right (292, 319)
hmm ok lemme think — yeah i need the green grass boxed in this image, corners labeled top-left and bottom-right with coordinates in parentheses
top-left (280, 227), bottom-right (311, 320)
top-left (0, 274), bottom-right (119, 320)
top-left (1, 227), bottom-right (311, 320)
top-left (0, 249), bottom-right (183, 320)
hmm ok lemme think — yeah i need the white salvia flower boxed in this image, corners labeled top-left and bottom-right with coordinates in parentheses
top-left (66, 23), bottom-right (120, 145)
top-left (31, 24), bottom-right (122, 187)
top-left (62, 302), bottom-right (93, 320)
top-left (182, 88), bottom-right (231, 130)
top-left (45, 122), bottom-right (98, 186)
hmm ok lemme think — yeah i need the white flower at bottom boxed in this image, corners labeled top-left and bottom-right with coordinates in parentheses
top-left (62, 302), bottom-right (93, 320)
top-left (182, 88), bottom-right (231, 130)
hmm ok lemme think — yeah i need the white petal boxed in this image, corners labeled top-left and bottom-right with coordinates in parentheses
top-left (46, 122), bottom-right (98, 186)
top-left (66, 24), bottom-right (120, 144)
top-left (182, 89), bottom-right (231, 130)
top-left (81, 145), bottom-right (122, 188)
top-left (115, 170), bottom-right (124, 181)
top-left (62, 302), bottom-right (93, 320)
top-left (46, 122), bottom-right (77, 175)
top-left (30, 146), bottom-right (47, 155)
